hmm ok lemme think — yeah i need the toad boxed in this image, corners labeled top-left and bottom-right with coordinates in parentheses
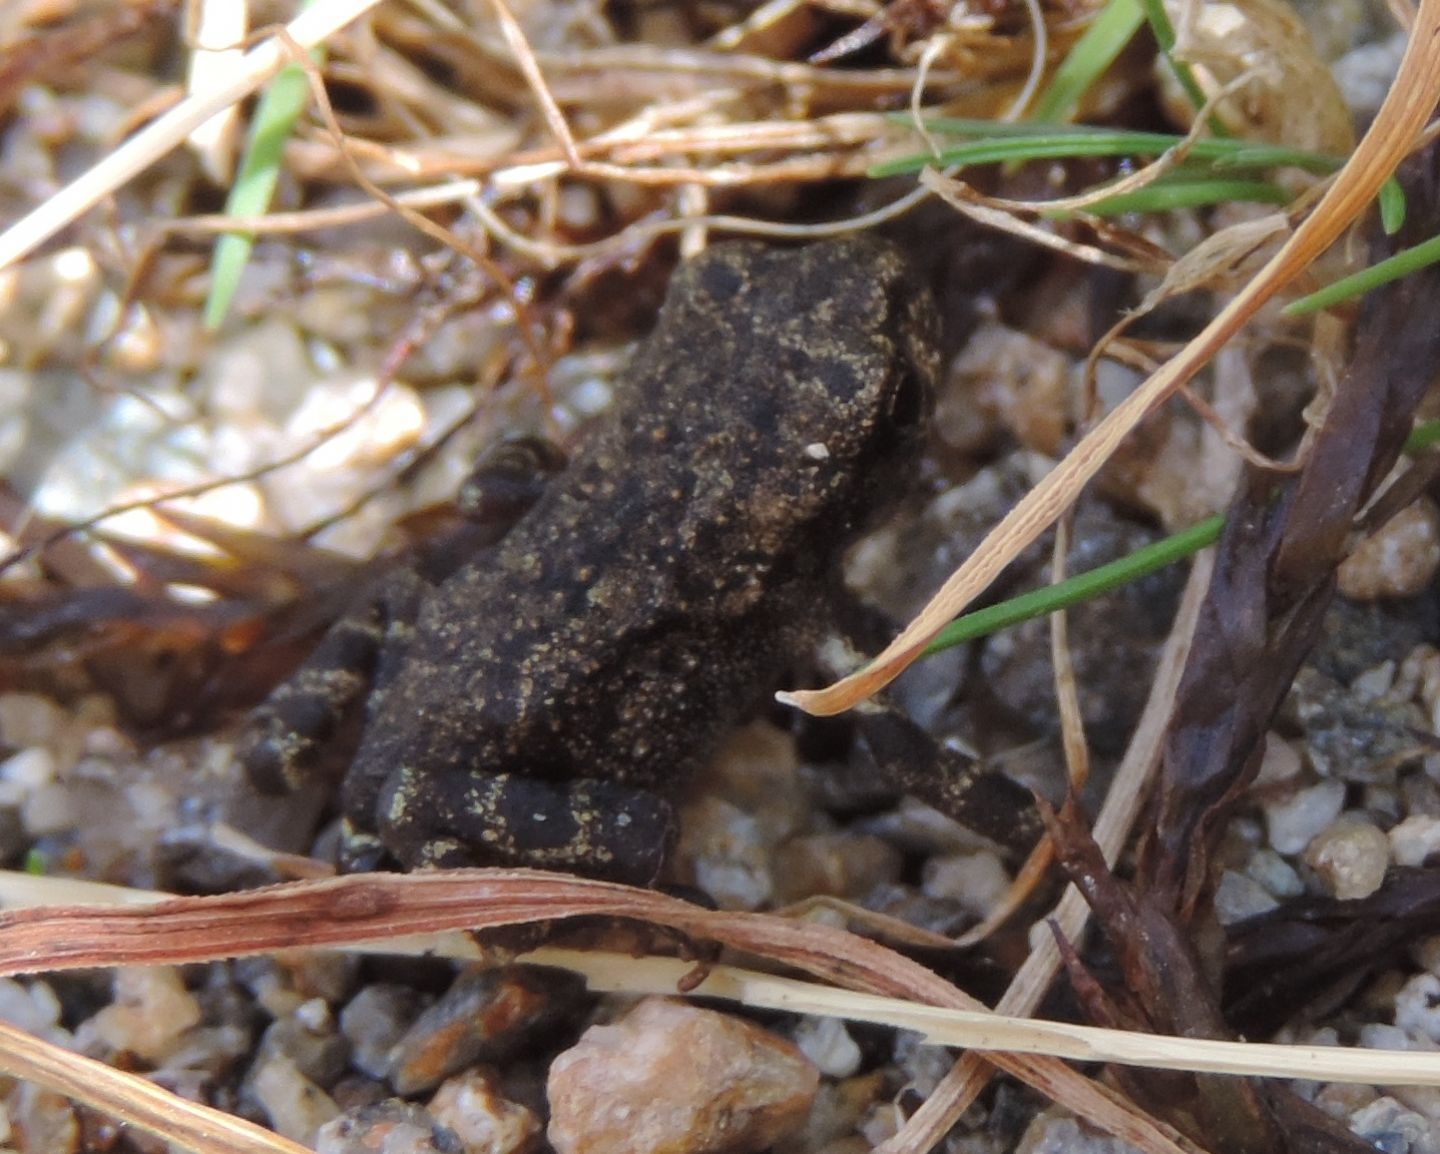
top-left (239, 238), bottom-right (1037, 883)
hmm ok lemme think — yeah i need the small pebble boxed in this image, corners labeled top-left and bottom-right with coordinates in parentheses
top-left (1333, 32), bottom-right (1407, 118)
top-left (1396, 974), bottom-right (1440, 1044)
top-left (20, 782), bottom-right (74, 836)
top-left (257, 1010), bottom-right (352, 1089)
top-left (315, 1100), bottom-right (457, 1154)
top-left (791, 1017), bottom-right (862, 1079)
top-left (251, 1051), bottom-right (342, 1143)
top-left (1244, 848), bottom-right (1304, 899)
top-left (547, 998), bottom-right (818, 1154)
top-left (1255, 732), bottom-right (1303, 785)
top-left (0, 748), bottom-right (54, 789)
top-left (1338, 498), bottom-right (1440, 601)
top-left (0, 695), bottom-right (64, 750)
top-left (1391, 816), bottom-right (1440, 867)
top-left (283, 953), bottom-right (359, 1005)
top-left (1213, 870), bottom-right (1280, 924)
top-left (79, 967), bottom-right (201, 1062)
top-left (1355, 661), bottom-right (1399, 699)
top-left (428, 1070), bottom-right (540, 1154)
top-left (893, 1029), bottom-right (954, 1099)
top-left (1407, 647), bottom-right (1440, 736)
top-left (389, 967), bottom-right (584, 1095)
top-left (789, 1074), bottom-right (886, 1151)
top-left (1264, 779), bottom-right (1347, 855)
top-left (770, 834), bottom-right (901, 904)
top-left (0, 979), bottom-right (62, 1037)
top-left (1348, 1095), bottom-right (1431, 1154)
top-left (920, 850), bottom-right (1012, 918)
top-left (341, 985), bottom-right (426, 1080)
top-left (939, 322), bottom-right (1071, 456)
top-left (704, 724), bottom-right (809, 844)
top-left (12, 1084), bottom-right (78, 1154)
top-left (1304, 817), bottom-right (1391, 900)
top-left (1020, 1109), bottom-right (1147, 1152)
top-left (678, 797), bottom-right (774, 911)
top-left (1393, 1089), bottom-right (1440, 1135)
top-left (1314, 1081), bottom-right (1380, 1119)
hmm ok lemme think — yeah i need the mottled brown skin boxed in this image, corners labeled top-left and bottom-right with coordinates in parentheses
top-left (242, 238), bottom-right (1030, 882)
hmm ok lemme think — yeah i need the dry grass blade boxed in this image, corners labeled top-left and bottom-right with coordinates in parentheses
top-left (0, 871), bottom-right (1190, 1154)
top-left (0, 1019), bottom-right (308, 1154)
top-left (779, 0), bottom-right (1440, 717)
top-left (8, 871), bottom-right (1440, 1151)
top-left (0, 0), bottom-right (384, 271)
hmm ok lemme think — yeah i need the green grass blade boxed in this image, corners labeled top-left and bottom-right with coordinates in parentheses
top-left (919, 421), bottom-right (1440, 658)
top-left (871, 124), bottom-right (1340, 179)
top-left (1133, 0), bottom-right (1222, 133)
top-left (1283, 230), bottom-right (1440, 316)
top-left (1379, 178), bottom-right (1408, 234)
top-left (923, 514), bottom-right (1225, 655)
top-left (1051, 176), bottom-right (1289, 216)
top-left (204, 36), bottom-right (324, 330)
top-left (1030, 0), bottom-right (1145, 123)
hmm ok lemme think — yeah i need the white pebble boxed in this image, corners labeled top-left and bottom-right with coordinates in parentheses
top-left (1392, 815), bottom-right (1440, 867)
top-left (0, 979), bottom-right (61, 1036)
top-left (791, 1017), bottom-right (862, 1079)
top-left (1361, 1022), bottom-right (1417, 1052)
top-left (1245, 848), bottom-right (1304, 899)
top-left (79, 967), bottom-right (201, 1062)
top-left (1349, 1096), bottom-right (1430, 1150)
top-left (920, 851), bottom-right (1012, 918)
top-left (1264, 779), bottom-right (1346, 855)
top-left (1, 747), bottom-right (54, 788)
top-left (1338, 497), bottom-right (1440, 600)
top-left (1304, 817), bottom-right (1390, 900)
top-left (1213, 870), bottom-right (1280, 924)
top-left (428, 1070), bottom-right (540, 1154)
top-left (678, 797), bottom-right (773, 911)
top-left (1396, 974), bottom-right (1440, 1044)
top-left (20, 783), bottom-right (74, 836)
top-left (250, 1052), bottom-right (340, 1144)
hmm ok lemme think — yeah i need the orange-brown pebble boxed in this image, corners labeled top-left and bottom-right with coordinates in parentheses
top-left (547, 998), bottom-right (818, 1154)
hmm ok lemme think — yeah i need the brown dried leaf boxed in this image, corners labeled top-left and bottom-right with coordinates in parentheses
top-left (1046, 803), bottom-right (1380, 1154)
top-left (1161, 0), bottom-right (1355, 153)
top-left (1146, 151), bottom-right (1440, 912)
top-left (1226, 867), bottom-right (1440, 1033)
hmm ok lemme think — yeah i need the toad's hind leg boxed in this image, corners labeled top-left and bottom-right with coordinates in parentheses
top-left (238, 435), bottom-right (565, 799)
top-left (369, 767), bottom-right (678, 885)
top-left (240, 563), bottom-right (435, 795)
top-left (855, 706), bottom-right (1043, 857)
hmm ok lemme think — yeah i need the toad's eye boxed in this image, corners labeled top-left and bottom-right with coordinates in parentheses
top-left (885, 367), bottom-right (929, 431)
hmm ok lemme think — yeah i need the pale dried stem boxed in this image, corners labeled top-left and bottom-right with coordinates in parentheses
top-left (0, 1019), bottom-right (310, 1154)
